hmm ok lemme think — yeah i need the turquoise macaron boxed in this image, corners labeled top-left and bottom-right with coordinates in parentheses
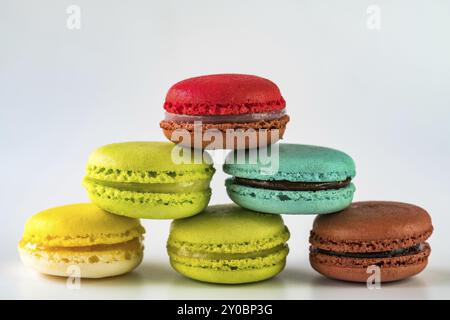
top-left (223, 143), bottom-right (356, 215)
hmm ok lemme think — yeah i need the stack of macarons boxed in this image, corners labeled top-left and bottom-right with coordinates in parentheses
top-left (18, 73), bottom-right (433, 284)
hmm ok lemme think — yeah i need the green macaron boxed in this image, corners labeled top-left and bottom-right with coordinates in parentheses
top-left (223, 143), bottom-right (356, 215)
top-left (83, 141), bottom-right (215, 219)
top-left (167, 204), bottom-right (290, 284)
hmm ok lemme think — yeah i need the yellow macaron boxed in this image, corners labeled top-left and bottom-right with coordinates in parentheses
top-left (18, 203), bottom-right (145, 278)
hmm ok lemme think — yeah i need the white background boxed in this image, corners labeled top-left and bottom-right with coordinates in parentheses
top-left (1, 0), bottom-right (449, 299)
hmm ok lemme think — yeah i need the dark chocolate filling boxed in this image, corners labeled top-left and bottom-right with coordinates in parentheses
top-left (311, 243), bottom-right (425, 259)
top-left (233, 177), bottom-right (352, 191)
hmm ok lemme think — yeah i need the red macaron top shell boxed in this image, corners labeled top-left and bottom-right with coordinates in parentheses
top-left (164, 74), bottom-right (286, 115)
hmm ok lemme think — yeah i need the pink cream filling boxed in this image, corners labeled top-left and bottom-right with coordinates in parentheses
top-left (164, 109), bottom-right (286, 124)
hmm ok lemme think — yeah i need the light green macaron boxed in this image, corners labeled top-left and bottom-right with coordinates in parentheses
top-left (83, 141), bottom-right (215, 219)
top-left (167, 204), bottom-right (290, 284)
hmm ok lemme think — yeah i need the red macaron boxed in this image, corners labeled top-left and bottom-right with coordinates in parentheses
top-left (160, 74), bottom-right (290, 149)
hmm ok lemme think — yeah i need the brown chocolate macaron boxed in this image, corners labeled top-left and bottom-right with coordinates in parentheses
top-left (309, 201), bottom-right (433, 283)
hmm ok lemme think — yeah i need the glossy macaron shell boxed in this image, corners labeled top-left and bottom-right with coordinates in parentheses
top-left (167, 204), bottom-right (290, 284)
top-left (309, 201), bottom-right (433, 282)
top-left (83, 142), bottom-right (215, 219)
top-left (223, 144), bottom-right (356, 214)
top-left (18, 203), bottom-right (145, 278)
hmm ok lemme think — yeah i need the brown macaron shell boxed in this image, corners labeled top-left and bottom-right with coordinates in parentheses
top-left (309, 201), bottom-right (433, 283)
top-left (160, 115), bottom-right (289, 149)
top-left (310, 256), bottom-right (429, 283)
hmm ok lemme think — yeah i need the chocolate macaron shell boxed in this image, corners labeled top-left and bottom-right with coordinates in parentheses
top-left (310, 251), bottom-right (429, 283)
top-left (310, 201), bottom-right (433, 252)
top-left (160, 116), bottom-right (289, 149)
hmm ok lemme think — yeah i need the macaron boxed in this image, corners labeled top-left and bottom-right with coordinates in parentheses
top-left (309, 201), bottom-right (433, 282)
top-left (223, 143), bottom-right (356, 215)
top-left (167, 204), bottom-right (290, 284)
top-left (83, 141), bottom-right (215, 219)
top-left (160, 74), bottom-right (290, 149)
top-left (18, 203), bottom-right (145, 278)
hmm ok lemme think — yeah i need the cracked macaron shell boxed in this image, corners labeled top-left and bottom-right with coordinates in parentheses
top-left (19, 203), bottom-right (145, 248)
top-left (223, 143), bottom-right (355, 182)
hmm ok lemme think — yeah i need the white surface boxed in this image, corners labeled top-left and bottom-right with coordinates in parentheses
top-left (1, 0), bottom-right (450, 299)
top-left (2, 245), bottom-right (450, 299)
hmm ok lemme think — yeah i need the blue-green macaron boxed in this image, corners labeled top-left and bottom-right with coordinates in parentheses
top-left (223, 144), bottom-right (356, 215)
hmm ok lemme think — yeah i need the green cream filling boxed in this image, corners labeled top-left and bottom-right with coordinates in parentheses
top-left (170, 246), bottom-right (289, 271)
top-left (85, 177), bottom-right (210, 193)
top-left (168, 229), bottom-right (290, 254)
top-left (168, 244), bottom-right (288, 260)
